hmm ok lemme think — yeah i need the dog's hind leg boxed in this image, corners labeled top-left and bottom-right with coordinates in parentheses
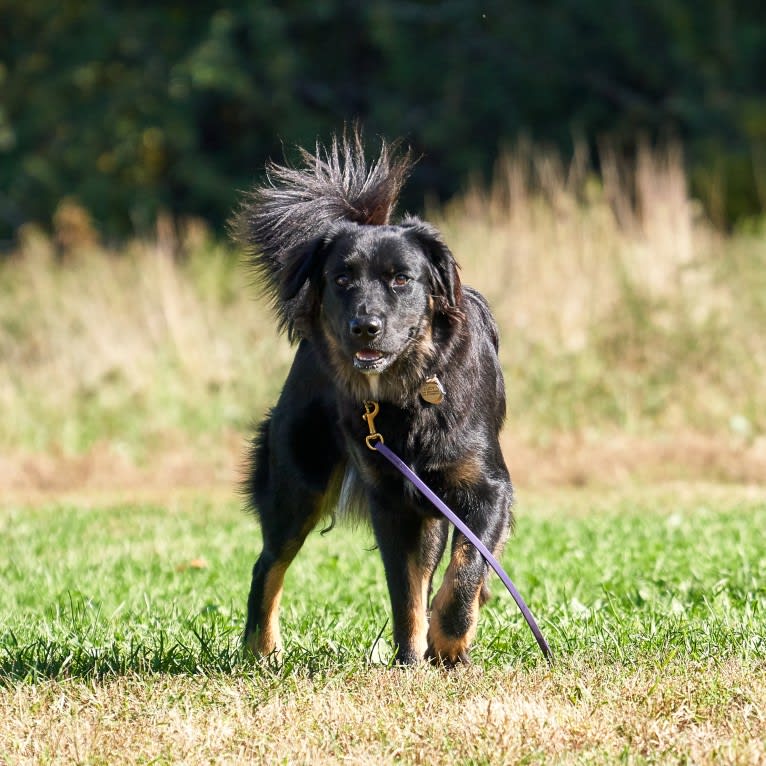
top-left (371, 509), bottom-right (449, 665)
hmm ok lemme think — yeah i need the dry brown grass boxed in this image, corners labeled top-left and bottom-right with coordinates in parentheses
top-left (2, 659), bottom-right (763, 764)
top-left (4, 428), bottom-right (766, 506)
top-left (435, 142), bottom-right (765, 442)
top-left (0, 215), bottom-right (293, 456)
top-left (437, 142), bottom-right (722, 348)
top-left (1, 142), bottom-right (765, 492)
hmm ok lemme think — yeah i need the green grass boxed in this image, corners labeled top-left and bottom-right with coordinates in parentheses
top-left (2, 487), bottom-right (765, 763)
top-left (2, 146), bottom-right (765, 760)
top-left (2, 488), bottom-right (764, 682)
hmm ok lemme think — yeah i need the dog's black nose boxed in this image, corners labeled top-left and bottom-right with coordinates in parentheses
top-left (349, 315), bottom-right (382, 338)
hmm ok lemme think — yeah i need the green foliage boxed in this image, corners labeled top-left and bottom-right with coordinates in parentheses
top-left (1, 2), bottom-right (766, 239)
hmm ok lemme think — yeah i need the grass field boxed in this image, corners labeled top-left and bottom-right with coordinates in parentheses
top-left (2, 144), bottom-right (766, 485)
top-left (1, 485), bottom-right (764, 762)
top-left (2, 144), bottom-right (765, 762)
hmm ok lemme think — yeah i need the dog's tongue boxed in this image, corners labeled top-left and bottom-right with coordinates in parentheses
top-left (356, 349), bottom-right (383, 362)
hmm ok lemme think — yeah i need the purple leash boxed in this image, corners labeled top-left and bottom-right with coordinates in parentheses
top-left (362, 401), bottom-right (553, 665)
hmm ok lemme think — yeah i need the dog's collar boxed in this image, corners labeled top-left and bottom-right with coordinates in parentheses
top-left (419, 375), bottom-right (445, 405)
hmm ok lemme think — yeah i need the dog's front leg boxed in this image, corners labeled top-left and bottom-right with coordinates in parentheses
top-left (245, 550), bottom-right (289, 658)
top-left (244, 505), bottom-right (322, 659)
top-left (370, 508), bottom-right (449, 665)
top-left (427, 482), bottom-right (512, 666)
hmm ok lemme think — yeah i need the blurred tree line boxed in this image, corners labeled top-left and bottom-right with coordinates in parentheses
top-left (1, 1), bottom-right (765, 242)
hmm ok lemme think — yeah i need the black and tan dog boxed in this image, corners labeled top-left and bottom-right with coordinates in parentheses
top-left (234, 131), bottom-right (513, 666)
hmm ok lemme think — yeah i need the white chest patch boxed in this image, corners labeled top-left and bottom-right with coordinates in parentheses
top-left (366, 374), bottom-right (380, 399)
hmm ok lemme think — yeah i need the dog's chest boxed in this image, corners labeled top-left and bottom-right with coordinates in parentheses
top-left (341, 398), bottom-right (455, 484)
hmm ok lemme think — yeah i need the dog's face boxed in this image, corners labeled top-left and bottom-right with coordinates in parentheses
top-left (320, 226), bottom-right (434, 375)
top-left (281, 217), bottom-right (462, 393)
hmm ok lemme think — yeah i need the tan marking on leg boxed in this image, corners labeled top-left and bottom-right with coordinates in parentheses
top-left (446, 454), bottom-right (482, 487)
top-left (247, 560), bottom-right (288, 657)
top-left (428, 542), bottom-right (481, 664)
top-left (428, 590), bottom-right (481, 664)
top-left (407, 556), bottom-right (430, 661)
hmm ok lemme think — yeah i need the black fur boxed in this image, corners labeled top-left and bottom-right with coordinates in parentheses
top-left (234, 130), bottom-right (513, 666)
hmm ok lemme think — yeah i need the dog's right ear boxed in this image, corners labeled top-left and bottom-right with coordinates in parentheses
top-left (279, 237), bottom-right (325, 301)
top-left (274, 236), bottom-right (329, 341)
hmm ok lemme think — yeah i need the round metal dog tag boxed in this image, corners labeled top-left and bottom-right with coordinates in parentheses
top-left (419, 376), bottom-right (445, 405)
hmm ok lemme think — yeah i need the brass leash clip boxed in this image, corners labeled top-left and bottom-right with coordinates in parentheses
top-left (362, 400), bottom-right (384, 450)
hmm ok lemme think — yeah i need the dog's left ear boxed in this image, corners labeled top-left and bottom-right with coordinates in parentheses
top-left (402, 217), bottom-right (463, 313)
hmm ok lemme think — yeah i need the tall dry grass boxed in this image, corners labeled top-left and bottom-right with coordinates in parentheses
top-left (436, 142), bottom-right (765, 441)
top-left (1, 144), bottom-right (764, 470)
top-left (0, 215), bottom-right (294, 458)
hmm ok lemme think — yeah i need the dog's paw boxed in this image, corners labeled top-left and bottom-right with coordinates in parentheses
top-left (243, 628), bottom-right (282, 661)
top-left (393, 648), bottom-right (427, 667)
top-left (426, 610), bottom-right (475, 669)
top-left (425, 643), bottom-right (472, 669)
top-left (426, 620), bottom-right (473, 668)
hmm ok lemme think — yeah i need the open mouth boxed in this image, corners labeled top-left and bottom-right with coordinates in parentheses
top-left (353, 349), bottom-right (388, 371)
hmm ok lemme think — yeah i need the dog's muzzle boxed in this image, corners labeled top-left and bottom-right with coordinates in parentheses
top-left (349, 314), bottom-right (383, 339)
top-left (349, 314), bottom-right (390, 371)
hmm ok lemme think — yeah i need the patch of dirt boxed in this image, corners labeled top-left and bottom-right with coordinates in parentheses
top-left (0, 431), bottom-right (246, 505)
top-left (2, 430), bottom-right (764, 504)
top-left (503, 431), bottom-right (766, 488)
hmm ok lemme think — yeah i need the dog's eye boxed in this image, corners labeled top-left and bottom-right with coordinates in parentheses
top-left (392, 273), bottom-right (410, 287)
top-left (335, 274), bottom-right (350, 288)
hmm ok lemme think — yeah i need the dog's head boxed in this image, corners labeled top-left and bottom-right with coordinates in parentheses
top-left (236, 131), bottom-right (466, 398)
top-left (279, 216), bottom-right (463, 395)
